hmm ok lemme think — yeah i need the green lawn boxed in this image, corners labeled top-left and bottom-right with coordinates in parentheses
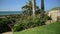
top-left (14, 22), bottom-right (60, 34)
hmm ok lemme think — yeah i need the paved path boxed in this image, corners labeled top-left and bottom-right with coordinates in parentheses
top-left (2, 32), bottom-right (12, 34)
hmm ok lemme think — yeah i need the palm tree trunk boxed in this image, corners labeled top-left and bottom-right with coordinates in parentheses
top-left (41, 0), bottom-right (44, 18)
top-left (40, 0), bottom-right (45, 25)
top-left (32, 0), bottom-right (36, 16)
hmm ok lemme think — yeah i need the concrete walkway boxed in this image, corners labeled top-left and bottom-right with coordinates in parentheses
top-left (2, 32), bottom-right (12, 34)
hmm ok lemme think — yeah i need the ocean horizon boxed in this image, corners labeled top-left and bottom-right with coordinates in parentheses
top-left (0, 11), bottom-right (22, 15)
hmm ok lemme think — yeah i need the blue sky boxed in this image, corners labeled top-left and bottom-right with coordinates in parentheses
top-left (0, 0), bottom-right (60, 11)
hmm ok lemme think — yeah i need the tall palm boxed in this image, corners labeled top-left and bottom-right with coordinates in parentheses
top-left (41, 0), bottom-right (44, 18)
top-left (22, 1), bottom-right (32, 15)
top-left (22, 0), bottom-right (40, 16)
top-left (41, 0), bottom-right (45, 25)
top-left (32, 0), bottom-right (36, 16)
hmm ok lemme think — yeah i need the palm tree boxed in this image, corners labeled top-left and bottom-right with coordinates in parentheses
top-left (22, 1), bottom-right (32, 16)
top-left (41, 0), bottom-right (44, 18)
top-left (40, 0), bottom-right (45, 25)
top-left (22, 0), bottom-right (40, 16)
top-left (32, 0), bottom-right (36, 16)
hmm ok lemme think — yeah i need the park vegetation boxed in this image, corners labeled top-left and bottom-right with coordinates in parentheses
top-left (0, 0), bottom-right (52, 33)
top-left (1, 0), bottom-right (60, 34)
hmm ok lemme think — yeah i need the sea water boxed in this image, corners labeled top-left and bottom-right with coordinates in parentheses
top-left (0, 11), bottom-right (22, 15)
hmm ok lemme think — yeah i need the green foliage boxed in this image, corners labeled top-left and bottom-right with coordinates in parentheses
top-left (13, 14), bottom-right (51, 32)
top-left (14, 22), bottom-right (60, 34)
top-left (13, 15), bottom-right (42, 32)
top-left (0, 18), bottom-right (11, 33)
top-left (50, 7), bottom-right (60, 10)
top-left (0, 14), bottom-right (21, 33)
top-left (44, 14), bottom-right (52, 20)
top-left (22, 0), bottom-right (41, 15)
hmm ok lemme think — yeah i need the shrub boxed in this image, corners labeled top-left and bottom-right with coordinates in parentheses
top-left (13, 23), bottom-right (24, 32)
top-left (0, 16), bottom-right (17, 33)
top-left (13, 14), bottom-right (51, 32)
top-left (13, 15), bottom-right (42, 32)
top-left (0, 18), bottom-right (11, 33)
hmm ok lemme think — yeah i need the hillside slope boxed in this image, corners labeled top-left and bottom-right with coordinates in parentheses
top-left (14, 22), bottom-right (60, 34)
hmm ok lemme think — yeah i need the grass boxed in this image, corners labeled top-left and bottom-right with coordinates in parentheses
top-left (14, 22), bottom-right (60, 34)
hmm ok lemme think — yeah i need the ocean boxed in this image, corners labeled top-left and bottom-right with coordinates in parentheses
top-left (0, 11), bottom-right (22, 15)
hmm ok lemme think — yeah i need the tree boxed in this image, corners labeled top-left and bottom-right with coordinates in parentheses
top-left (32, 0), bottom-right (36, 16)
top-left (40, 0), bottom-right (45, 25)
top-left (41, 0), bottom-right (44, 18)
top-left (22, 0), bottom-right (41, 16)
top-left (22, 0), bottom-right (32, 16)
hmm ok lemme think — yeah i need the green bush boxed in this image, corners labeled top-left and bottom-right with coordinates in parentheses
top-left (13, 14), bottom-right (51, 32)
top-left (0, 16), bottom-right (17, 33)
top-left (0, 18), bottom-right (11, 33)
top-left (13, 15), bottom-right (42, 32)
top-left (13, 23), bottom-right (23, 32)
